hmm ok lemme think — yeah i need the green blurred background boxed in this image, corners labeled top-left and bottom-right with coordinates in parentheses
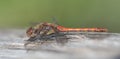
top-left (0, 0), bottom-right (120, 32)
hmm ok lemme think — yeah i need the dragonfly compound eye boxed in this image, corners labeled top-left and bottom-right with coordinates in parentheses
top-left (26, 27), bottom-right (33, 37)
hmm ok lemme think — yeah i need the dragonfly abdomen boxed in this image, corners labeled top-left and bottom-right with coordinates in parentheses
top-left (57, 26), bottom-right (107, 32)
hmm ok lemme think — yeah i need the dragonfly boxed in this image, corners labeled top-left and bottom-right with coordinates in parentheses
top-left (26, 21), bottom-right (108, 42)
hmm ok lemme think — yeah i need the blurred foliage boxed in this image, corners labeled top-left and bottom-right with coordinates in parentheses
top-left (0, 0), bottom-right (120, 32)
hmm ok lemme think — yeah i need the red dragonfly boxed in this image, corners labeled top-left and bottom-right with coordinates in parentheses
top-left (26, 22), bottom-right (108, 38)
